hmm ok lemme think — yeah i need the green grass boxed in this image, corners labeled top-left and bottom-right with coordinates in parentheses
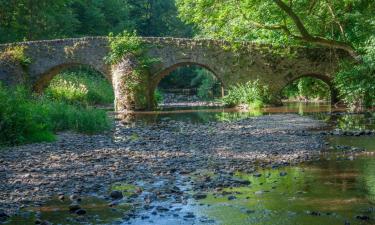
top-left (45, 68), bottom-right (114, 106)
top-left (0, 82), bottom-right (112, 147)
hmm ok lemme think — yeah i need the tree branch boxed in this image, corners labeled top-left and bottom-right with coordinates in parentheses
top-left (272, 0), bottom-right (358, 59)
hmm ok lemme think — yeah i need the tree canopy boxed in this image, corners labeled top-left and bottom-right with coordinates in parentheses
top-left (0, 0), bottom-right (193, 43)
top-left (176, 0), bottom-right (375, 57)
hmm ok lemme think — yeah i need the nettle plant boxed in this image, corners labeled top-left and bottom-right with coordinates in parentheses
top-left (105, 31), bottom-right (160, 109)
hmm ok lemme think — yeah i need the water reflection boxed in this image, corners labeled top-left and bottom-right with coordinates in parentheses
top-left (119, 103), bottom-right (375, 132)
top-left (198, 155), bottom-right (375, 225)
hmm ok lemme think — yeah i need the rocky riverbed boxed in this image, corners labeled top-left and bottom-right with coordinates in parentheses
top-left (0, 114), bottom-right (328, 223)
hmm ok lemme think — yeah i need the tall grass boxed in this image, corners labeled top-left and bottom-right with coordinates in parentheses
top-left (45, 68), bottom-right (114, 105)
top-left (222, 80), bottom-right (270, 108)
top-left (0, 86), bottom-right (55, 146)
top-left (0, 84), bottom-right (112, 147)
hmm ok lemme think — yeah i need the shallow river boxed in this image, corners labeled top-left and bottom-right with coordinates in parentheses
top-left (6, 103), bottom-right (375, 225)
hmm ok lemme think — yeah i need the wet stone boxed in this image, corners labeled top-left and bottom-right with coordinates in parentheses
top-left (280, 171), bottom-right (287, 176)
top-left (110, 191), bottom-right (123, 200)
top-left (356, 215), bottom-right (370, 221)
top-left (253, 173), bottom-right (262, 178)
top-left (68, 203), bottom-right (81, 212)
top-left (184, 212), bottom-right (196, 219)
top-left (75, 209), bottom-right (86, 215)
top-left (193, 193), bottom-right (207, 200)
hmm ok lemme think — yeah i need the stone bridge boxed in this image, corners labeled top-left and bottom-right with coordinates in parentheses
top-left (0, 37), bottom-right (350, 111)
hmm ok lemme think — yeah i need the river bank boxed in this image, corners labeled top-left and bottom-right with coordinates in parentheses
top-left (0, 114), bottom-right (327, 220)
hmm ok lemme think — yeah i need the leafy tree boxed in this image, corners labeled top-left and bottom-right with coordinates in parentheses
top-left (177, 0), bottom-right (375, 107)
top-left (0, 0), bottom-right (78, 42)
top-left (0, 0), bottom-right (193, 43)
top-left (177, 0), bottom-right (375, 57)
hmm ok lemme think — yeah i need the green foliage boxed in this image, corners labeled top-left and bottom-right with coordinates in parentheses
top-left (44, 100), bottom-right (111, 134)
top-left (106, 31), bottom-right (160, 109)
top-left (0, 85), bottom-right (55, 146)
top-left (105, 31), bottom-right (145, 64)
top-left (0, 46), bottom-right (31, 66)
top-left (0, 83), bottom-right (111, 147)
top-left (222, 80), bottom-right (270, 108)
top-left (154, 89), bottom-right (164, 104)
top-left (196, 71), bottom-right (221, 100)
top-left (0, 0), bottom-right (193, 44)
top-left (282, 77), bottom-right (330, 101)
top-left (45, 69), bottom-right (114, 105)
top-left (334, 37), bottom-right (375, 109)
top-left (176, 0), bottom-right (375, 49)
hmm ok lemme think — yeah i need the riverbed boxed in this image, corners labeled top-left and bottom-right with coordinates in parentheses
top-left (1, 103), bottom-right (374, 225)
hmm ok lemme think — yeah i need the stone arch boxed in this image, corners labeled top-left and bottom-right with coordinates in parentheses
top-left (279, 73), bottom-right (337, 103)
top-left (33, 63), bottom-right (112, 93)
top-left (148, 61), bottom-right (223, 108)
top-left (150, 61), bottom-right (221, 89)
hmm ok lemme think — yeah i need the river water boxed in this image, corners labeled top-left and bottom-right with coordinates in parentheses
top-left (6, 103), bottom-right (375, 225)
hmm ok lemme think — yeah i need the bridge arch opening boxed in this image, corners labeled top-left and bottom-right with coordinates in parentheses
top-left (38, 64), bottom-right (114, 106)
top-left (151, 63), bottom-right (224, 108)
top-left (280, 74), bottom-right (333, 103)
top-left (34, 63), bottom-right (111, 93)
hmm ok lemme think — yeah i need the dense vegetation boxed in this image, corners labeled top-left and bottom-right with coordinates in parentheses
top-left (1, 0), bottom-right (375, 147)
top-left (177, 0), bottom-right (375, 108)
top-left (0, 0), bottom-right (193, 43)
top-left (46, 68), bottom-right (114, 105)
top-left (281, 77), bottom-right (330, 102)
top-left (0, 80), bottom-right (112, 147)
top-left (158, 66), bottom-right (222, 100)
top-left (222, 80), bottom-right (270, 108)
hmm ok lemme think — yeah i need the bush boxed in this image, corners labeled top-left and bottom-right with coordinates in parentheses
top-left (0, 85), bottom-right (55, 146)
top-left (282, 77), bottom-right (330, 101)
top-left (334, 37), bottom-right (375, 110)
top-left (222, 80), bottom-right (270, 108)
top-left (45, 69), bottom-right (114, 105)
top-left (154, 89), bottom-right (164, 104)
top-left (0, 84), bottom-right (112, 147)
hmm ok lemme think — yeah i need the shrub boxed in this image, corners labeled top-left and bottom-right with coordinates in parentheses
top-left (44, 100), bottom-right (112, 134)
top-left (0, 46), bottom-right (31, 66)
top-left (0, 84), bottom-right (112, 147)
top-left (45, 69), bottom-right (114, 105)
top-left (154, 89), bottom-right (164, 104)
top-left (334, 36), bottom-right (375, 110)
top-left (282, 77), bottom-right (330, 101)
top-left (0, 85), bottom-right (55, 146)
top-left (222, 80), bottom-right (270, 108)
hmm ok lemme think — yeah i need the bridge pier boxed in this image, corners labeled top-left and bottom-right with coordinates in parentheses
top-left (112, 55), bottom-right (151, 112)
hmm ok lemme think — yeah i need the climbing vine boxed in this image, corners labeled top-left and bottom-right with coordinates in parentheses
top-left (105, 31), bottom-right (160, 109)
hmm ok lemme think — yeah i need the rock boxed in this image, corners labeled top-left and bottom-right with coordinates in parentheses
top-left (253, 173), bottom-right (262, 178)
top-left (75, 209), bottom-right (86, 215)
top-left (110, 190), bottom-right (123, 200)
top-left (246, 210), bottom-right (255, 214)
top-left (69, 194), bottom-right (80, 202)
top-left (184, 212), bottom-right (195, 219)
top-left (0, 210), bottom-right (9, 222)
top-left (279, 171), bottom-right (287, 176)
top-left (156, 206), bottom-right (169, 212)
top-left (310, 211), bottom-right (321, 216)
top-left (356, 215), bottom-right (370, 221)
top-left (227, 195), bottom-right (236, 200)
top-left (68, 203), bottom-right (81, 212)
top-left (193, 193), bottom-right (207, 200)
